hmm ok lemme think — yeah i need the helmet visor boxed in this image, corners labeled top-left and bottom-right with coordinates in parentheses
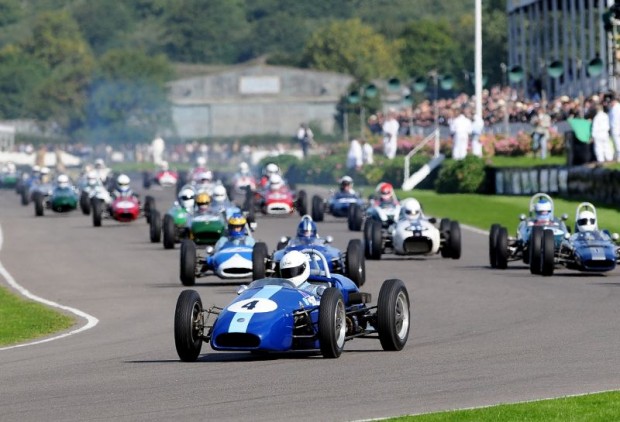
top-left (577, 217), bottom-right (595, 226)
top-left (280, 263), bottom-right (306, 279)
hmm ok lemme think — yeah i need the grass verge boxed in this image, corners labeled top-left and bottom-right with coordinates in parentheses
top-left (389, 391), bottom-right (620, 421)
top-left (0, 285), bottom-right (74, 346)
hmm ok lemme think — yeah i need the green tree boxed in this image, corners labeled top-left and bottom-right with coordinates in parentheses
top-left (20, 11), bottom-right (95, 134)
top-left (84, 49), bottom-right (173, 144)
top-left (163, 0), bottom-right (249, 63)
top-left (72, 0), bottom-right (134, 55)
top-left (0, 45), bottom-right (47, 119)
top-left (398, 18), bottom-right (461, 83)
top-left (302, 18), bottom-right (400, 82)
top-left (0, 0), bottom-right (22, 27)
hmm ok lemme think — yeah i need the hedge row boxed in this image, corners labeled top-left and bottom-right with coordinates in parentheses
top-left (258, 153), bottom-right (488, 193)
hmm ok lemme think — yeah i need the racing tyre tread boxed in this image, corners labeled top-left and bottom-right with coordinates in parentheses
top-left (174, 289), bottom-right (203, 362)
top-left (348, 204), bottom-right (363, 231)
top-left (92, 199), bottom-right (103, 227)
top-left (318, 288), bottom-right (346, 358)
top-left (163, 214), bottom-right (176, 249)
top-left (377, 279), bottom-right (410, 351)
top-left (149, 209), bottom-right (162, 243)
top-left (495, 226), bottom-right (509, 269)
top-left (80, 191), bottom-right (91, 215)
top-left (345, 239), bottom-right (365, 287)
top-left (366, 219), bottom-right (382, 260)
top-left (296, 190), bottom-right (308, 216)
top-left (449, 220), bottom-right (461, 259)
top-left (34, 192), bottom-right (44, 217)
top-left (252, 242), bottom-right (269, 280)
top-left (529, 226), bottom-right (543, 275)
top-left (489, 223), bottom-right (500, 268)
top-left (541, 229), bottom-right (555, 276)
top-left (311, 195), bottom-right (324, 222)
top-left (180, 240), bottom-right (197, 286)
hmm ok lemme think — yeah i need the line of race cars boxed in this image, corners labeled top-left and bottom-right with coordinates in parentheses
top-left (7, 158), bottom-right (620, 362)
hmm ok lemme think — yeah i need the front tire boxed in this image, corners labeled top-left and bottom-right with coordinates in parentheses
top-left (311, 195), bottom-right (324, 222)
top-left (34, 192), bottom-right (44, 217)
top-left (163, 214), bottom-right (176, 249)
top-left (448, 220), bottom-right (461, 259)
top-left (377, 279), bottom-right (410, 351)
top-left (80, 191), bottom-right (91, 215)
top-left (252, 242), bottom-right (269, 280)
top-left (180, 240), bottom-right (197, 286)
top-left (348, 204), bottom-right (363, 231)
top-left (495, 226), bottom-right (509, 269)
top-left (144, 195), bottom-right (155, 223)
top-left (541, 229), bottom-right (555, 276)
top-left (174, 290), bottom-right (203, 362)
top-left (318, 288), bottom-right (346, 358)
top-left (345, 239), bottom-right (365, 287)
top-left (365, 219), bottom-right (382, 260)
top-left (92, 199), bottom-right (103, 227)
top-left (529, 226), bottom-right (543, 275)
top-left (296, 190), bottom-right (308, 216)
top-left (489, 223), bottom-right (500, 268)
top-left (149, 209), bottom-right (162, 243)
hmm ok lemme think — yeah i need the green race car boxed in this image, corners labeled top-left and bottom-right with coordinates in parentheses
top-left (149, 202), bottom-right (194, 249)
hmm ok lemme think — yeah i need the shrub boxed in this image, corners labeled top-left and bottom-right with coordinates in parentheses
top-left (435, 155), bottom-right (487, 193)
top-left (258, 154), bottom-right (300, 174)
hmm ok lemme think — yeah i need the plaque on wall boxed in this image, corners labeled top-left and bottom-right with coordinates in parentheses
top-left (239, 76), bottom-right (281, 94)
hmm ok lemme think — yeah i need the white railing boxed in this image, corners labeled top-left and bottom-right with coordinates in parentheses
top-left (403, 129), bottom-right (440, 181)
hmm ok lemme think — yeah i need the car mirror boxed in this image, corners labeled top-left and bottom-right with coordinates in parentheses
top-left (561, 213), bottom-right (569, 221)
top-left (249, 222), bottom-right (257, 231)
top-left (236, 285), bottom-right (248, 295)
top-left (613, 233), bottom-right (620, 241)
top-left (205, 246), bottom-right (214, 254)
top-left (280, 236), bottom-right (288, 244)
top-left (564, 232), bottom-right (570, 239)
top-left (428, 217), bottom-right (437, 224)
top-left (519, 213), bottom-right (526, 221)
top-left (325, 235), bottom-right (333, 243)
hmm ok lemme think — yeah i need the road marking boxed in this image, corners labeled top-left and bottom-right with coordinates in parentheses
top-left (0, 223), bottom-right (99, 351)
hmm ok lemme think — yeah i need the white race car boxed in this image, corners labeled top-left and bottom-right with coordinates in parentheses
top-left (365, 198), bottom-right (461, 260)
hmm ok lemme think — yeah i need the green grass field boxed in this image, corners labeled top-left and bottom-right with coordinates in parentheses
top-left (0, 285), bottom-right (74, 346)
top-left (390, 391), bottom-right (620, 421)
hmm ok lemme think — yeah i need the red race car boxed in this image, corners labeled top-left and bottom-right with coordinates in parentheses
top-left (254, 174), bottom-right (307, 216)
top-left (92, 193), bottom-right (155, 227)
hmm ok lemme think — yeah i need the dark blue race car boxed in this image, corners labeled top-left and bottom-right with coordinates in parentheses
top-left (538, 203), bottom-right (620, 276)
top-left (311, 190), bottom-right (365, 222)
top-left (251, 235), bottom-right (366, 287)
top-left (173, 249), bottom-right (410, 361)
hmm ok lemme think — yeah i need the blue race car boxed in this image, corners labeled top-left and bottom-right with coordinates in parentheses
top-left (489, 192), bottom-right (569, 274)
top-left (310, 176), bottom-right (365, 222)
top-left (180, 214), bottom-right (256, 285)
top-left (173, 249), bottom-right (410, 361)
top-left (251, 216), bottom-right (366, 287)
top-left (537, 202), bottom-right (620, 276)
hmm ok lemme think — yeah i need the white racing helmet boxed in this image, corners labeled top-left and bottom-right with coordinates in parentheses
top-left (269, 174), bottom-right (284, 191)
top-left (402, 198), bottom-right (421, 219)
top-left (576, 210), bottom-right (597, 232)
top-left (279, 250), bottom-right (310, 287)
top-left (239, 162), bottom-right (250, 175)
top-left (87, 171), bottom-right (98, 186)
top-left (57, 174), bottom-right (70, 189)
top-left (212, 184), bottom-right (227, 203)
top-left (264, 163), bottom-right (280, 177)
top-left (178, 187), bottom-right (195, 210)
top-left (117, 174), bottom-right (131, 193)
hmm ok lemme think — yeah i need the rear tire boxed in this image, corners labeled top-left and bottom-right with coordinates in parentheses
top-left (345, 239), bottom-right (365, 287)
top-left (174, 290), bottom-right (203, 362)
top-left (252, 242), bottom-right (269, 280)
top-left (180, 240), bottom-right (197, 286)
top-left (163, 214), bottom-right (176, 249)
top-left (448, 220), bottom-right (461, 259)
top-left (318, 288), bottom-right (346, 358)
top-left (377, 279), bottom-right (410, 351)
top-left (144, 195), bottom-right (155, 223)
top-left (365, 219), bottom-right (382, 260)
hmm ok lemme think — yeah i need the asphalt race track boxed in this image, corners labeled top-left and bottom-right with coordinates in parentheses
top-left (1, 183), bottom-right (619, 422)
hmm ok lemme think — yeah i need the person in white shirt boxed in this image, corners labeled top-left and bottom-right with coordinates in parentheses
top-left (346, 138), bottom-right (363, 170)
top-left (608, 95), bottom-right (620, 161)
top-left (592, 104), bottom-right (613, 163)
top-left (471, 114), bottom-right (484, 157)
top-left (382, 109), bottom-right (400, 159)
top-left (451, 108), bottom-right (473, 160)
top-left (361, 139), bottom-right (374, 165)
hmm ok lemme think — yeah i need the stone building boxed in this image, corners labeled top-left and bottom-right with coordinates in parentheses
top-left (167, 63), bottom-right (354, 139)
